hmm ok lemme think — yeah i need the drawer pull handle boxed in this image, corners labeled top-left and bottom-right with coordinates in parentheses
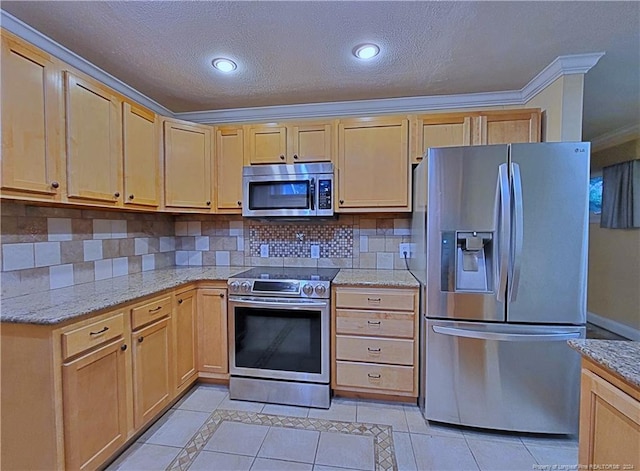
top-left (89, 326), bottom-right (109, 336)
top-left (367, 298), bottom-right (381, 303)
top-left (367, 347), bottom-right (381, 353)
top-left (148, 306), bottom-right (163, 312)
top-left (367, 321), bottom-right (381, 325)
top-left (367, 373), bottom-right (381, 379)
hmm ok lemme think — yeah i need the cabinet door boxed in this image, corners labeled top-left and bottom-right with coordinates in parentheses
top-left (475, 109), bottom-right (541, 145)
top-left (174, 289), bottom-right (197, 393)
top-left (338, 117), bottom-right (410, 211)
top-left (123, 102), bottom-right (159, 208)
top-left (215, 126), bottom-right (244, 212)
top-left (164, 119), bottom-right (212, 210)
top-left (197, 288), bottom-right (228, 375)
top-left (579, 369), bottom-right (640, 468)
top-left (132, 317), bottom-right (171, 429)
top-left (413, 113), bottom-right (472, 163)
top-left (62, 338), bottom-right (128, 471)
top-left (289, 123), bottom-right (333, 163)
top-left (1, 33), bottom-right (61, 199)
top-left (65, 72), bottom-right (122, 204)
top-left (247, 124), bottom-right (287, 164)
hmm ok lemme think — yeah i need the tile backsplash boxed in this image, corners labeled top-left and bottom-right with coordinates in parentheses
top-left (2, 201), bottom-right (412, 297)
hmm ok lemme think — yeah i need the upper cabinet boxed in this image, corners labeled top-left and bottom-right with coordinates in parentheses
top-left (338, 116), bottom-right (410, 212)
top-left (65, 71), bottom-right (123, 205)
top-left (163, 118), bottom-right (213, 211)
top-left (246, 121), bottom-right (335, 165)
top-left (474, 109), bottom-right (541, 145)
top-left (1, 31), bottom-right (62, 201)
top-left (123, 102), bottom-right (160, 208)
top-left (412, 113), bottom-right (472, 163)
top-left (215, 125), bottom-right (244, 213)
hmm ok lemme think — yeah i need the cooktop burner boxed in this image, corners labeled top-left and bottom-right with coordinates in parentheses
top-left (229, 267), bottom-right (339, 298)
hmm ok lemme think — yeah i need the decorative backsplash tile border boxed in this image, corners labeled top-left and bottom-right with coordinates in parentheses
top-left (248, 223), bottom-right (353, 258)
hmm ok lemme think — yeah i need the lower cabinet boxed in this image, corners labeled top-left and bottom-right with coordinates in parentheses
top-left (331, 286), bottom-right (419, 397)
top-left (132, 316), bottom-right (172, 429)
top-left (174, 288), bottom-right (198, 394)
top-left (197, 286), bottom-right (229, 377)
top-left (578, 363), bottom-right (640, 469)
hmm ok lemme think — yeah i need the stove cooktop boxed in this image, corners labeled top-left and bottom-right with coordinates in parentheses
top-left (228, 267), bottom-right (339, 298)
top-left (231, 267), bottom-right (339, 282)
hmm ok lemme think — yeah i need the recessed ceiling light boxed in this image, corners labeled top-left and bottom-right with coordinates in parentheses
top-left (212, 58), bottom-right (237, 73)
top-left (353, 43), bottom-right (380, 60)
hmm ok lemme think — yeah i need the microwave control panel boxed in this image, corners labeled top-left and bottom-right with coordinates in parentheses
top-left (318, 179), bottom-right (332, 209)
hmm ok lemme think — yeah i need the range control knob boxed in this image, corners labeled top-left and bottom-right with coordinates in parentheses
top-left (314, 285), bottom-right (327, 296)
top-left (240, 281), bottom-right (251, 293)
top-left (302, 284), bottom-right (314, 296)
top-left (229, 281), bottom-right (240, 293)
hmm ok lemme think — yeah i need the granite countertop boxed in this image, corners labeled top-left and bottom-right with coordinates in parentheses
top-left (1, 266), bottom-right (249, 325)
top-left (333, 269), bottom-right (419, 289)
top-left (568, 339), bottom-right (640, 389)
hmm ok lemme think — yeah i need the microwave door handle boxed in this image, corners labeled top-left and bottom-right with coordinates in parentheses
top-left (309, 178), bottom-right (315, 210)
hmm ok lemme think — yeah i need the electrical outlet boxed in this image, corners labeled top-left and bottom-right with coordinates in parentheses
top-left (399, 243), bottom-right (412, 258)
top-left (310, 244), bottom-right (320, 259)
top-left (260, 244), bottom-right (269, 257)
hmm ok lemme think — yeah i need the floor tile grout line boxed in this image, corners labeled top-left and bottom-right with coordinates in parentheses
top-left (461, 433), bottom-right (484, 471)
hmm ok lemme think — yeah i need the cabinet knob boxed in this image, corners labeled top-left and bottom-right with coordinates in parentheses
top-left (121, 344), bottom-right (127, 351)
top-left (51, 181), bottom-right (60, 189)
top-left (237, 201), bottom-right (242, 206)
top-left (129, 194), bottom-right (135, 200)
top-left (138, 336), bottom-right (144, 343)
top-left (293, 154), bottom-right (299, 160)
top-left (219, 293), bottom-right (225, 298)
top-left (206, 201), bottom-right (211, 206)
top-left (114, 192), bottom-right (120, 198)
top-left (178, 299), bottom-right (183, 304)
top-left (339, 199), bottom-right (344, 205)
top-left (279, 155), bottom-right (285, 160)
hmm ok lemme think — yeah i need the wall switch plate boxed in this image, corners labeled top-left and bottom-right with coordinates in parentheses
top-left (310, 244), bottom-right (320, 259)
top-left (399, 243), bottom-right (412, 258)
top-left (260, 244), bottom-right (269, 257)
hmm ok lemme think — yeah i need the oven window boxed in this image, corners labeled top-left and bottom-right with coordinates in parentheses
top-left (248, 181), bottom-right (310, 210)
top-left (234, 307), bottom-right (321, 374)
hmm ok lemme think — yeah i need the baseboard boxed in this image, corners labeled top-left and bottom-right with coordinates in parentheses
top-left (587, 311), bottom-right (640, 340)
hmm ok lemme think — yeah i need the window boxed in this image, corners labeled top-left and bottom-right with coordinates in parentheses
top-left (589, 171), bottom-right (603, 223)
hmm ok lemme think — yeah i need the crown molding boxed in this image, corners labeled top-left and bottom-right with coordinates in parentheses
top-left (591, 123), bottom-right (640, 152)
top-left (0, 10), bottom-right (174, 117)
top-left (521, 52), bottom-right (604, 103)
top-left (175, 90), bottom-right (524, 124)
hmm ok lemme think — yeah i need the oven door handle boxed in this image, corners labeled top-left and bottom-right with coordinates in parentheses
top-left (229, 298), bottom-right (329, 309)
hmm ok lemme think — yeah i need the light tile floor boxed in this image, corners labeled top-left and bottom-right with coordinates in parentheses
top-left (107, 384), bottom-right (578, 471)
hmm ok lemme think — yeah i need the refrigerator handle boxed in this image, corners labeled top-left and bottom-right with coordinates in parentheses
top-left (509, 163), bottom-right (524, 302)
top-left (432, 325), bottom-right (582, 342)
top-left (496, 163), bottom-right (510, 303)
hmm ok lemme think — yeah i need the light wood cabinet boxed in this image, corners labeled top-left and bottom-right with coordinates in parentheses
top-left (475, 109), bottom-right (541, 145)
top-left (246, 121), bottom-right (335, 165)
top-left (131, 315), bottom-right (172, 429)
top-left (197, 287), bottom-right (229, 378)
top-left (215, 125), bottom-right (244, 213)
top-left (62, 337), bottom-right (129, 470)
top-left (578, 361), bottom-right (640, 469)
top-left (337, 117), bottom-right (410, 212)
top-left (332, 286), bottom-right (419, 398)
top-left (65, 71), bottom-right (123, 205)
top-left (1, 31), bottom-right (62, 201)
top-left (163, 118), bottom-right (213, 210)
top-left (123, 102), bottom-right (159, 208)
top-left (174, 288), bottom-right (198, 394)
top-left (412, 112), bottom-right (472, 163)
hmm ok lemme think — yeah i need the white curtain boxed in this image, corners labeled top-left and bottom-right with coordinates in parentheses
top-left (601, 160), bottom-right (640, 229)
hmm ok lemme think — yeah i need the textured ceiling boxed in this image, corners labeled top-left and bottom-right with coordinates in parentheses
top-left (2, 1), bottom-right (639, 140)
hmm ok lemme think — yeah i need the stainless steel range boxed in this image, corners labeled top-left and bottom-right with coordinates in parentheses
top-left (227, 267), bottom-right (339, 409)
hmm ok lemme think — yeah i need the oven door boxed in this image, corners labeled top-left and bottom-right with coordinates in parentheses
top-left (228, 296), bottom-right (330, 383)
top-left (243, 174), bottom-right (315, 217)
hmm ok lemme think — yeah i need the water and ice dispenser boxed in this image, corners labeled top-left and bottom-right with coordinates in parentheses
top-left (441, 231), bottom-right (494, 293)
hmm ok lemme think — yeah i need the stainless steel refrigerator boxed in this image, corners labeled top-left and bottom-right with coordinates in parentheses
top-left (410, 142), bottom-right (590, 434)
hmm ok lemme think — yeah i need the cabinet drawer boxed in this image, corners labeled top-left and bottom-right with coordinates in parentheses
top-left (336, 335), bottom-right (413, 365)
top-left (335, 289), bottom-right (415, 311)
top-left (336, 309), bottom-right (414, 338)
top-left (336, 361), bottom-right (414, 393)
top-left (131, 296), bottom-right (172, 330)
top-left (62, 312), bottom-right (125, 360)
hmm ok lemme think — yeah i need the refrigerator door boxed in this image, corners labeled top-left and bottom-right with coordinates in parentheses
top-left (424, 319), bottom-right (584, 433)
top-left (507, 143), bottom-right (590, 324)
top-left (426, 145), bottom-right (509, 321)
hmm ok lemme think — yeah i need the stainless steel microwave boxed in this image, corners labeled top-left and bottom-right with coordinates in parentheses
top-left (242, 163), bottom-right (334, 217)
